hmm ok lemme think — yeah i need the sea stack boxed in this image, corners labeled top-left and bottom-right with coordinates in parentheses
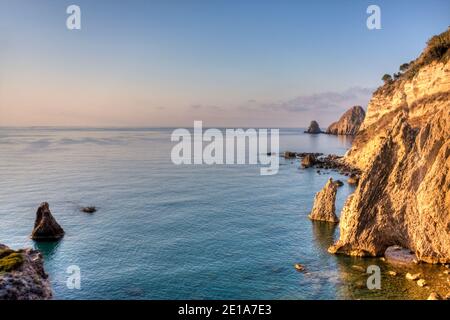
top-left (328, 27), bottom-right (450, 263)
top-left (0, 244), bottom-right (52, 299)
top-left (305, 120), bottom-right (322, 134)
top-left (308, 178), bottom-right (339, 223)
top-left (326, 106), bottom-right (366, 135)
top-left (31, 203), bottom-right (65, 241)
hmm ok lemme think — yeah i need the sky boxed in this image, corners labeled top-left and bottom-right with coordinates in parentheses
top-left (0, 0), bottom-right (449, 127)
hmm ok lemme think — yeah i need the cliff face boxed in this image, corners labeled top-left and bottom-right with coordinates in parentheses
top-left (329, 28), bottom-right (450, 263)
top-left (0, 244), bottom-right (52, 299)
top-left (326, 106), bottom-right (366, 135)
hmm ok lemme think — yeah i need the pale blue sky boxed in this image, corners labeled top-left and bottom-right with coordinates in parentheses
top-left (0, 0), bottom-right (449, 127)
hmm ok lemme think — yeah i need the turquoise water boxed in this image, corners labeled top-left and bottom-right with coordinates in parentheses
top-left (0, 128), bottom-right (445, 300)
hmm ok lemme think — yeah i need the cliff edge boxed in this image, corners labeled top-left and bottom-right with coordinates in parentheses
top-left (0, 244), bottom-right (52, 299)
top-left (329, 28), bottom-right (450, 263)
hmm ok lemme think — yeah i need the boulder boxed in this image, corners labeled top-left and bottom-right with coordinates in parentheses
top-left (304, 121), bottom-right (322, 134)
top-left (31, 203), bottom-right (65, 241)
top-left (301, 154), bottom-right (317, 168)
top-left (326, 106), bottom-right (366, 135)
top-left (405, 272), bottom-right (421, 281)
top-left (334, 180), bottom-right (344, 187)
top-left (427, 292), bottom-right (442, 300)
top-left (308, 178), bottom-right (339, 223)
top-left (284, 151), bottom-right (297, 159)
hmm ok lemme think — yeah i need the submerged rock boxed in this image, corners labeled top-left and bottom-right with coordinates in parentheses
top-left (308, 178), bottom-right (339, 223)
top-left (304, 121), bottom-right (322, 134)
top-left (406, 273), bottom-right (422, 281)
top-left (31, 203), bottom-right (65, 241)
top-left (417, 279), bottom-right (427, 287)
top-left (0, 244), bottom-right (52, 300)
top-left (326, 106), bottom-right (366, 135)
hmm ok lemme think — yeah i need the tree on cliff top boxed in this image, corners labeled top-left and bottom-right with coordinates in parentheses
top-left (382, 74), bottom-right (392, 83)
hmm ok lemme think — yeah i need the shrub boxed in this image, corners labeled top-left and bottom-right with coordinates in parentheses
top-left (382, 74), bottom-right (392, 83)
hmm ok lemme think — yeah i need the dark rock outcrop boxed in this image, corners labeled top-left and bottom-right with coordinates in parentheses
top-left (301, 154), bottom-right (317, 168)
top-left (305, 121), bottom-right (322, 134)
top-left (0, 244), bottom-right (52, 300)
top-left (326, 106), bottom-right (366, 135)
top-left (308, 178), bottom-right (339, 223)
top-left (31, 203), bottom-right (65, 241)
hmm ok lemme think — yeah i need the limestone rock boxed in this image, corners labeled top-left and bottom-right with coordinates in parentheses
top-left (329, 28), bottom-right (450, 263)
top-left (308, 178), bottom-right (339, 223)
top-left (0, 244), bottom-right (52, 300)
top-left (326, 106), bottom-right (366, 135)
top-left (305, 121), bottom-right (322, 134)
top-left (31, 203), bottom-right (65, 241)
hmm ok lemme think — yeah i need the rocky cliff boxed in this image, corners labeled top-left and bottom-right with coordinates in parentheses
top-left (326, 106), bottom-right (366, 135)
top-left (329, 28), bottom-right (450, 264)
top-left (0, 244), bottom-right (52, 299)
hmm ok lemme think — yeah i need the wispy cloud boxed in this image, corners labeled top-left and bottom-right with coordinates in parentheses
top-left (189, 104), bottom-right (224, 111)
top-left (243, 87), bottom-right (374, 113)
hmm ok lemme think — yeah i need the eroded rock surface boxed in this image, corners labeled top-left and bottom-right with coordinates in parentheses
top-left (31, 202), bottom-right (65, 241)
top-left (309, 178), bottom-right (339, 223)
top-left (0, 244), bottom-right (52, 300)
top-left (329, 28), bottom-right (450, 263)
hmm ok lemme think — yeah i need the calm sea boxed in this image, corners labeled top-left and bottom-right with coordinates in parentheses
top-left (0, 128), bottom-right (444, 299)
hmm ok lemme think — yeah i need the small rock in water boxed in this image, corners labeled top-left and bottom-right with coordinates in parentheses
top-left (405, 272), bottom-right (421, 281)
top-left (284, 151), bottom-right (297, 159)
top-left (301, 154), bottom-right (317, 168)
top-left (334, 180), bottom-right (344, 187)
top-left (388, 271), bottom-right (397, 276)
top-left (443, 270), bottom-right (449, 275)
top-left (427, 292), bottom-right (442, 300)
top-left (294, 263), bottom-right (305, 272)
top-left (416, 279), bottom-right (427, 287)
top-left (81, 206), bottom-right (97, 214)
top-left (31, 202), bottom-right (65, 241)
top-left (351, 265), bottom-right (366, 272)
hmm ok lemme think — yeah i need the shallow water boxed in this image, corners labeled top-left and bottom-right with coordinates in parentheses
top-left (0, 127), bottom-right (447, 299)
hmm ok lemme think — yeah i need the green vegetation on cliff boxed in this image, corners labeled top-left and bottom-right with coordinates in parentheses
top-left (0, 249), bottom-right (24, 273)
